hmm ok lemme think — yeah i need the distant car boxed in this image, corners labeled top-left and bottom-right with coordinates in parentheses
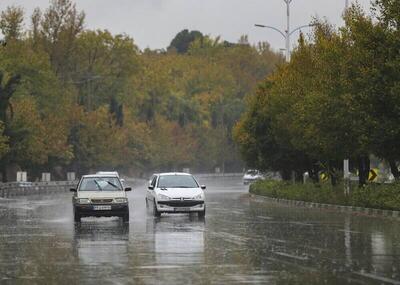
top-left (146, 172), bottom-right (206, 218)
top-left (243, 169), bottom-right (264, 185)
top-left (96, 171), bottom-right (125, 185)
top-left (70, 174), bottom-right (131, 223)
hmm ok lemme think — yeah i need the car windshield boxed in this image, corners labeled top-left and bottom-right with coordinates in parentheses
top-left (79, 177), bottom-right (123, 191)
top-left (157, 175), bottom-right (199, 188)
top-left (246, 170), bottom-right (258, 175)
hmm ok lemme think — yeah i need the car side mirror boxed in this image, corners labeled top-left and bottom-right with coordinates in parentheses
top-left (124, 187), bottom-right (132, 192)
top-left (70, 188), bottom-right (77, 192)
top-left (201, 185), bottom-right (206, 190)
top-left (148, 185), bottom-right (154, 190)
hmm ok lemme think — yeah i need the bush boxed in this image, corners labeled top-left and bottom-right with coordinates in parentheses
top-left (250, 180), bottom-right (400, 211)
top-left (351, 183), bottom-right (400, 211)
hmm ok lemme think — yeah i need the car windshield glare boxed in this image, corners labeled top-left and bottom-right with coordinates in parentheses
top-left (79, 177), bottom-right (123, 191)
top-left (157, 175), bottom-right (199, 188)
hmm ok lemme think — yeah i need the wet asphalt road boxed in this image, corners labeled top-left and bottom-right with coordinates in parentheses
top-left (0, 177), bottom-right (400, 285)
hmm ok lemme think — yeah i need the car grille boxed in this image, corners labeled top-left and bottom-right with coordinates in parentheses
top-left (91, 199), bottom-right (113, 204)
top-left (158, 200), bottom-right (204, 207)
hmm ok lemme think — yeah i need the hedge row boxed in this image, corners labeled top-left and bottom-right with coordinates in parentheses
top-left (250, 180), bottom-right (400, 211)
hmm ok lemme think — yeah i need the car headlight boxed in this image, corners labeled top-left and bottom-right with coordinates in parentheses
top-left (193, 194), bottom-right (203, 200)
top-left (158, 194), bottom-right (170, 200)
top-left (114, 198), bottom-right (128, 203)
top-left (78, 198), bottom-right (90, 204)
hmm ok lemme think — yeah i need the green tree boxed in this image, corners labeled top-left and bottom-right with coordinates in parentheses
top-left (32, 0), bottom-right (85, 78)
top-left (168, 29), bottom-right (203, 54)
top-left (0, 6), bottom-right (24, 41)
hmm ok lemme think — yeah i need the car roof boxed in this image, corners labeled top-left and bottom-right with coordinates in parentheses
top-left (82, 174), bottom-right (120, 178)
top-left (157, 172), bottom-right (192, 176)
top-left (96, 171), bottom-right (119, 176)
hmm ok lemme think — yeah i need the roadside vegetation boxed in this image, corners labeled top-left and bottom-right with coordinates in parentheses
top-left (250, 180), bottom-right (400, 211)
top-left (0, 0), bottom-right (283, 181)
top-left (234, 0), bottom-right (400, 187)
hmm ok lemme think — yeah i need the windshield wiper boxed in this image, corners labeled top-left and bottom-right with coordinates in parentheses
top-left (94, 180), bottom-right (102, 190)
top-left (106, 181), bottom-right (119, 189)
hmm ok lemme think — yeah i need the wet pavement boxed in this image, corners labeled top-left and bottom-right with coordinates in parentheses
top-left (0, 177), bottom-right (399, 284)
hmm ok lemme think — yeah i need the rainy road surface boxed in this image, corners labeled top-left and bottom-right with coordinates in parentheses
top-left (1, 177), bottom-right (400, 285)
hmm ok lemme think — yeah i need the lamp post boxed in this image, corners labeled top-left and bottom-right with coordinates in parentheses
top-left (255, 0), bottom-right (313, 62)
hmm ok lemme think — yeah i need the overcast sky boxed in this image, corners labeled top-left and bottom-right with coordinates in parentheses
top-left (0, 0), bottom-right (372, 51)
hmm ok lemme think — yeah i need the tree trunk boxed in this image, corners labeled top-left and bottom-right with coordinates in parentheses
top-left (389, 159), bottom-right (399, 181)
top-left (0, 162), bottom-right (6, 182)
top-left (329, 161), bottom-right (339, 186)
top-left (358, 155), bottom-right (370, 187)
top-left (295, 170), bottom-right (304, 183)
top-left (281, 169), bottom-right (291, 181)
top-left (330, 171), bottom-right (338, 186)
top-left (308, 163), bottom-right (320, 183)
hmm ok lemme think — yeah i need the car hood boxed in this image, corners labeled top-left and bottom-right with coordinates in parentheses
top-left (77, 191), bottom-right (126, 199)
top-left (156, 188), bottom-right (203, 199)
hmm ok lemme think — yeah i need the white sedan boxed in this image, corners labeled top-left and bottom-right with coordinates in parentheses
top-left (146, 173), bottom-right (206, 218)
top-left (243, 169), bottom-right (264, 185)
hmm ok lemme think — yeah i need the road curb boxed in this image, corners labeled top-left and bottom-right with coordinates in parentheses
top-left (249, 193), bottom-right (400, 220)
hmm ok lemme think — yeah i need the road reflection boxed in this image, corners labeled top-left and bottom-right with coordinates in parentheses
top-left (73, 219), bottom-right (129, 266)
top-left (147, 214), bottom-right (205, 265)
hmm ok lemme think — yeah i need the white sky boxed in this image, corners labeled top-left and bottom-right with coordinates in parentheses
top-left (0, 0), bottom-right (372, 51)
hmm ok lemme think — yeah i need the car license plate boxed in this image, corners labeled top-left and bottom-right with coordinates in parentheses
top-left (93, 205), bottom-right (111, 210)
top-left (174, 207), bottom-right (190, 211)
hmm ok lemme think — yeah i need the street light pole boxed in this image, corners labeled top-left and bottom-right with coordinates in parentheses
top-left (255, 0), bottom-right (311, 62)
top-left (285, 0), bottom-right (292, 62)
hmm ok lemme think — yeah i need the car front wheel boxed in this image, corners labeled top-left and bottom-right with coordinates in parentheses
top-left (122, 210), bottom-right (129, 223)
top-left (198, 206), bottom-right (206, 218)
top-left (74, 209), bottom-right (81, 223)
top-left (153, 200), bottom-right (161, 217)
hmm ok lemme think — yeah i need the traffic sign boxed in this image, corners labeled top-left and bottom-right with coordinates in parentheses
top-left (320, 172), bottom-right (329, 181)
top-left (368, 169), bottom-right (378, 182)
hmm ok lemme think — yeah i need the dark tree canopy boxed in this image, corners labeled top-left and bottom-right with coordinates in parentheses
top-left (168, 29), bottom-right (204, 54)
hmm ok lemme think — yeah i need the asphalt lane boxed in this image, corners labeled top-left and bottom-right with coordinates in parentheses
top-left (0, 177), bottom-right (399, 284)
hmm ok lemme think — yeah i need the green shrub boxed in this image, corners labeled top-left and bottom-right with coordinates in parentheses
top-left (351, 183), bottom-right (400, 211)
top-left (250, 180), bottom-right (400, 211)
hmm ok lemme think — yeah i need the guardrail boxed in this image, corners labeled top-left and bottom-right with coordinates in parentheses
top-left (0, 174), bottom-right (244, 198)
top-left (194, 173), bottom-right (243, 178)
top-left (0, 181), bottom-right (78, 198)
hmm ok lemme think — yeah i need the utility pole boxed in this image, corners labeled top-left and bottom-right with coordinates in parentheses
top-left (345, 0), bottom-right (349, 9)
top-left (255, 0), bottom-right (312, 62)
